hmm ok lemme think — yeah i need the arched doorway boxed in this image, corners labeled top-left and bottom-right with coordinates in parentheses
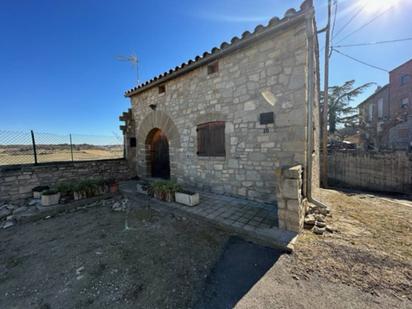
top-left (145, 128), bottom-right (170, 179)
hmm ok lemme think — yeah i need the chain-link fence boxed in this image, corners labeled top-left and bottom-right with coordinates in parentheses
top-left (0, 130), bottom-right (124, 166)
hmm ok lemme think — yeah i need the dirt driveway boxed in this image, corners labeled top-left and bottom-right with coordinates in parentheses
top-left (0, 189), bottom-right (411, 309)
top-left (236, 189), bottom-right (412, 309)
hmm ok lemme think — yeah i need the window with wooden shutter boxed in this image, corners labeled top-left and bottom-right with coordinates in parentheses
top-left (197, 121), bottom-right (225, 157)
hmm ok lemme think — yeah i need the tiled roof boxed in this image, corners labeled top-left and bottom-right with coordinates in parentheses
top-left (124, 0), bottom-right (313, 97)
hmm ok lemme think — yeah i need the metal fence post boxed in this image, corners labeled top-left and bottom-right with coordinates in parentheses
top-left (31, 130), bottom-right (38, 165)
top-left (69, 134), bottom-right (74, 162)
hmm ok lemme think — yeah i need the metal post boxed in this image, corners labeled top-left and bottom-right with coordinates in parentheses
top-left (31, 130), bottom-right (38, 165)
top-left (321, 0), bottom-right (332, 188)
top-left (69, 134), bottom-right (74, 162)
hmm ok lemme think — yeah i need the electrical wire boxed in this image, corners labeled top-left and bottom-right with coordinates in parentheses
top-left (333, 3), bottom-right (366, 39)
top-left (332, 48), bottom-right (389, 72)
top-left (334, 37), bottom-right (412, 48)
top-left (335, 5), bottom-right (395, 44)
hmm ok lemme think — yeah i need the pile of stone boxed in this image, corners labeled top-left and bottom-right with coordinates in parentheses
top-left (304, 203), bottom-right (333, 235)
top-left (0, 199), bottom-right (41, 229)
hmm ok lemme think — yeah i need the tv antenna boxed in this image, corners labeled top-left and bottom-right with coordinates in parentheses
top-left (117, 54), bottom-right (139, 84)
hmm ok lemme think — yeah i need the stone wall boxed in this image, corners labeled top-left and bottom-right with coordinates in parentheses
top-left (0, 159), bottom-right (134, 202)
top-left (128, 15), bottom-right (317, 204)
top-left (275, 165), bottom-right (304, 233)
top-left (328, 151), bottom-right (412, 194)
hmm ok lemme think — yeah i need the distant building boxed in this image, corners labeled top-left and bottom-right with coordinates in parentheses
top-left (359, 59), bottom-right (412, 150)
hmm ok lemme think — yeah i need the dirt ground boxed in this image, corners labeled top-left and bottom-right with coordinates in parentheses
top-left (0, 189), bottom-right (411, 309)
top-left (236, 188), bottom-right (412, 309)
top-left (0, 198), bottom-right (229, 309)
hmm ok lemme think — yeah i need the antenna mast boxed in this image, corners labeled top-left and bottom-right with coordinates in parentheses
top-left (116, 54), bottom-right (139, 84)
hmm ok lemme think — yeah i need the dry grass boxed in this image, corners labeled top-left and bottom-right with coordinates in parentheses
top-left (0, 148), bottom-right (123, 165)
top-left (291, 189), bottom-right (412, 300)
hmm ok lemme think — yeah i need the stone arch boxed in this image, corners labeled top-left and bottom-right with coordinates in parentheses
top-left (137, 111), bottom-right (181, 148)
top-left (136, 111), bottom-right (180, 178)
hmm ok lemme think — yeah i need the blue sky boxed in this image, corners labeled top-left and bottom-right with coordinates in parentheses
top-left (0, 0), bottom-right (411, 137)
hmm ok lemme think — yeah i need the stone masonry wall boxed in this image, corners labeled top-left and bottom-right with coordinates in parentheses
top-left (129, 19), bottom-right (312, 204)
top-left (275, 165), bottom-right (304, 233)
top-left (0, 159), bottom-right (134, 202)
top-left (328, 151), bottom-right (412, 194)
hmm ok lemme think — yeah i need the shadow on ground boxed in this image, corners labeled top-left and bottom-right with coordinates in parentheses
top-left (195, 236), bottom-right (283, 309)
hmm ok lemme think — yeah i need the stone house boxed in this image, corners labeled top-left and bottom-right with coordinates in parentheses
top-left (359, 58), bottom-right (412, 150)
top-left (120, 0), bottom-right (320, 232)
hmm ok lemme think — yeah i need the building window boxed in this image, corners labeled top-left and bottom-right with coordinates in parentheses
top-left (129, 137), bottom-right (137, 148)
top-left (377, 98), bottom-right (383, 119)
top-left (197, 121), bottom-right (225, 157)
top-left (158, 85), bottom-right (166, 94)
top-left (401, 97), bottom-right (409, 109)
top-left (400, 74), bottom-right (411, 86)
top-left (207, 62), bottom-right (219, 75)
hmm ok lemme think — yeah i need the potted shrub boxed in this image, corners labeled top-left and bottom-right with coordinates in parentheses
top-left (175, 190), bottom-right (200, 207)
top-left (105, 178), bottom-right (119, 193)
top-left (149, 180), bottom-right (181, 202)
top-left (32, 186), bottom-right (49, 199)
top-left (57, 182), bottom-right (74, 203)
top-left (41, 189), bottom-right (61, 206)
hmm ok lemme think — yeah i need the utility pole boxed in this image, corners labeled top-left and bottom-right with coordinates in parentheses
top-left (321, 0), bottom-right (332, 188)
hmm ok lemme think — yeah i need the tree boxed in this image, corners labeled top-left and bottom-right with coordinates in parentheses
top-left (321, 80), bottom-right (374, 134)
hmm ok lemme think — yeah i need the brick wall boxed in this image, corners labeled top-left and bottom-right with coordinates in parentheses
top-left (0, 159), bottom-right (134, 202)
top-left (328, 151), bottom-right (412, 194)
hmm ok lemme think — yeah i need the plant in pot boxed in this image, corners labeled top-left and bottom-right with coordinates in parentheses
top-left (149, 180), bottom-right (181, 202)
top-left (41, 189), bottom-right (61, 206)
top-left (32, 186), bottom-right (49, 199)
top-left (105, 178), bottom-right (119, 193)
top-left (73, 181), bottom-right (87, 200)
top-left (57, 182), bottom-right (74, 203)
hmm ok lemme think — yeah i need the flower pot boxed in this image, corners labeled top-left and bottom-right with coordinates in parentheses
top-left (32, 186), bottom-right (49, 199)
top-left (41, 192), bottom-right (61, 206)
top-left (175, 191), bottom-right (200, 207)
top-left (110, 183), bottom-right (118, 193)
top-left (165, 192), bottom-right (174, 203)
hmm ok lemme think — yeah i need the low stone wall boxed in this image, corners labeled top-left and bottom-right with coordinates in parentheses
top-left (0, 159), bottom-right (134, 202)
top-left (275, 165), bottom-right (304, 233)
top-left (328, 151), bottom-right (412, 194)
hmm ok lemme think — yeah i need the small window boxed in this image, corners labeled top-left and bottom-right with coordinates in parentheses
top-left (400, 74), bottom-right (411, 86)
top-left (130, 137), bottom-right (136, 148)
top-left (158, 85), bottom-right (166, 94)
top-left (401, 97), bottom-right (409, 108)
top-left (197, 121), bottom-right (225, 157)
top-left (207, 62), bottom-right (219, 75)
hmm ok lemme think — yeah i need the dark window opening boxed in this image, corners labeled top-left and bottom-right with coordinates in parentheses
top-left (130, 137), bottom-right (137, 148)
top-left (400, 74), bottom-right (411, 86)
top-left (207, 62), bottom-right (219, 75)
top-left (197, 121), bottom-right (225, 157)
top-left (158, 85), bottom-right (166, 94)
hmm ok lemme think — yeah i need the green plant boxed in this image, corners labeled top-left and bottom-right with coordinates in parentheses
top-left (56, 182), bottom-right (74, 195)
top-left (149, 180), bottom-right (181, 201)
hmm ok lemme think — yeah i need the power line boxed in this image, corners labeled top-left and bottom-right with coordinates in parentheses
top-left (336, 5), bottom-right (395, 44)
top-left (333, 3), bottom-right (366, 39)
top-left (332, 48), bottom-right (389, 72)
top-left (329, 0), bottom-right (338, 57)
top-left (334, 37), bottom-right (412, 48)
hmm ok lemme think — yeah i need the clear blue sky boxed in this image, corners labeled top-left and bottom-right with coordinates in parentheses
top-left (0, 0), bottom-right (411, 136)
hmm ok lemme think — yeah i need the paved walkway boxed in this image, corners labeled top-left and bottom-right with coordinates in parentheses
top-left (120, 181), bottom-right (297, 250)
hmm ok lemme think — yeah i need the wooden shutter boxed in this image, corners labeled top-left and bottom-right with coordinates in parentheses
top-left (197, 121), bottom-right (225, 157)
top-left (197, 123), bottom-right (209, 156)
